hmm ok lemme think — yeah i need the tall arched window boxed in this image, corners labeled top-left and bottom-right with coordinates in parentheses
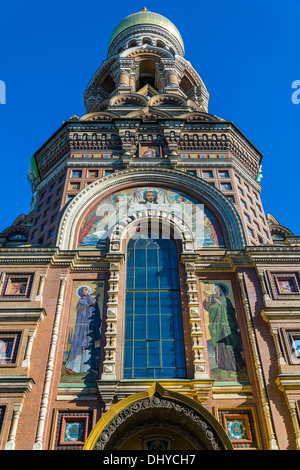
top-left (123, 234), bottom-right (186, 379)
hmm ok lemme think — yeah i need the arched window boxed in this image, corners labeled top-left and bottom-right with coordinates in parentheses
top-left (156, 40), bottom-right (165, 48)
top-left (142, 37), bottom-right (152, 45)
top-left (123, 234), bottom-right (186, 379)
top-left (128, 39), bottom-right (137, 48)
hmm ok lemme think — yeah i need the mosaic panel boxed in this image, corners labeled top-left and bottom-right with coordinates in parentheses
top-left (1, 273), bottom-right (34, 299)
top-left (218, 408), bottom-right (259, 449)
top-left (77, 186), bottom-right (225, 250)
top-left (60, 280), bottom-right (105, 383)
top-left (267, 272), bottom-right (300, 299)
top-left (200, 280), bottom-right (248, 382)
top-left (0, 332), bottom-right (21, 364)
top-left (54, 411), bottom-right (93, 450)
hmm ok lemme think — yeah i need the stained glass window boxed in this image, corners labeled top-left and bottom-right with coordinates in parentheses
top-left (124, 235), bottom-right (186, 378)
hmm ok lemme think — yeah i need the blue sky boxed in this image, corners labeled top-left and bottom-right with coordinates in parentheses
top-left (0, 0), bottom-right (299, 235)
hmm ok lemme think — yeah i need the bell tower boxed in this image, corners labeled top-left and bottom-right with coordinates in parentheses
top-left (84, 7), bottom-right (209, 114)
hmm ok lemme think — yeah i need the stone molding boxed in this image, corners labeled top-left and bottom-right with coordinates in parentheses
top-left (86, 382), bottom-right (232, 450)
top-left (108, 208), bottom-right (196, 254)
top-left (95, 396), bottom-right (221, 450)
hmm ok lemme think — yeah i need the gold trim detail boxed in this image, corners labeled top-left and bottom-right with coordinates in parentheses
top-left (83, 382), bottom-right (233, 450)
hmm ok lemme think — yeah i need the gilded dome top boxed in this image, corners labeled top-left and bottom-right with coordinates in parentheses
top-left (107, 8), bottom-right (184, 53)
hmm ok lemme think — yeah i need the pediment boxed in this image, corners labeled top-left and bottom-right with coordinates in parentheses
top-left (136, 83), bottom-right (159, 99)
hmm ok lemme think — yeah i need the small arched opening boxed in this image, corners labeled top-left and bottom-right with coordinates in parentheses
top-left (100, 75), bottom-right (116, 93)
top-left (138, 60), bottom-right (157, 90)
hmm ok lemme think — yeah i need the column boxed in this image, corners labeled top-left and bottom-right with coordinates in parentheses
top-left (5, 403), bottom-right (23, 450)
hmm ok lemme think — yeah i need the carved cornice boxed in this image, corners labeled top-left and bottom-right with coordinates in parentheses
top-left (0, 248), bottom-right (109, 271)
top-left (275, 374), bottom-right (300, 391)
top-left (32, 115), bottom-right (263, 187)
top-left (261, 307), bottom-right (300, 322)
top-left (0, 247), bottom-right (56, 265)
top-left (0, 244), bottom-right (298, 272)
top-left (0, 376), bottom-right (35, 395)
top-left (0, 308), bottom-right (46, 324)
top-left (246, 246), bottom-right (300, 264)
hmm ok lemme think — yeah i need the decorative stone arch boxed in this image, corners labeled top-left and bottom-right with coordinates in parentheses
top-left (84, 56), bottom-right (118, 90)
top-left (178, 111), bottom-right (220, 121)
top-left (92, 99), bottom-right (111, 112)
top-left (0, 226), bottom-right (29, 241)
top-left (109, 93), bottom-right (148, 107)
top-left (177, 56), bottom-right (208, 91)
top-left (123, 45), bottom-right (173, 59)
top-left (56, 168), bottom-right (246, 251)
top-left (186, 100), bottom-right (205, 112)
top-left (83, 382), bottom-right (233, 450)
top-left (148, 93), bottom-right (188, 107)
top-left (109, 206), bottom-right (197, 254)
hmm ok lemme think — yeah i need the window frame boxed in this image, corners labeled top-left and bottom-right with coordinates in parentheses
top-left (123, 235), bottom-right (186, 379)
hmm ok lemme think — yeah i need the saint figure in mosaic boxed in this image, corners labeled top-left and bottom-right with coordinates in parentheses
top-left (202, 281), bottom-right (247, 381)
top-left (61, 281), bottom-right (104, 382)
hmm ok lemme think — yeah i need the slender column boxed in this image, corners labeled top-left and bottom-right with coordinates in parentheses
top-left (287, 400), bottom-right (300, 450)
top-left (5, 403), bottom-right (23, 450)
top-left (22, 330), bottom-right (36, 369)
top-left (33, 274), bottom-right (68, 450)
top-left (35, 271), bottom-right (47, 302)
top-left (257, 269), bottom-right (270, 303)
top-left (237, 272), bottom-right (279, 450)
top-left (271, 327), bottom-right (286, 368)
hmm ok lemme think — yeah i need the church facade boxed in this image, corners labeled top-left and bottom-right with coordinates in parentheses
top-left (0, 9), bottom-right (300, 450)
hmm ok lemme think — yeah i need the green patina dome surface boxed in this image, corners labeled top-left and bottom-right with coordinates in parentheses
top-left (108, 8), bottom-right (184, 52)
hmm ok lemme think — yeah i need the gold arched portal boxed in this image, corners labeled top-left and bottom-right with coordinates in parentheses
top-left (84, 382), bottom-right (233, 450)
